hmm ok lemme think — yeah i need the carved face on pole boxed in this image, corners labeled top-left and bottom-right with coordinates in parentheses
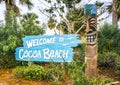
top-left (84, 4), bottom-right (98, 78)
top-left (84, 4), bottom-right (97, 45)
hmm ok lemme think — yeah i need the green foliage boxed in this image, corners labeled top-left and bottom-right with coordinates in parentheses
top-left (62, 0), bottom-right (82, 8)
top-left (98, 23), bottom-right (120, 53)
top-left (0, 55), bottom-right (22, 68)
top-left (115, 56), bottom-right (120, 75)
top-left (20, 13), bottom-right (45, 36)
top-left (68, 62), bottom-right (113, 85)
top-left (13, 65), bottom-right (47, 80)
top-left (0, 11), bottom-right (45, 55)
top-left (98, 23), bottom-right (120, 69)
top-left (98, 23), bottom-right (120, 76)
top-left (90, 77), bottom-right (113, 85)
top-left (0, 11), bottom-right (45, 68)
top-left (73, 44), bottom-right (85, 65)
top-left (69, 63), bottom-right (91, 85)
top-left (20, 0), bottom-right (33, 9)
top-left (73, 73), bottom-right (91, 85)
top-left (47, 62), bottom-right (65, 81)
top-left (13, 65), bottom-right (64, 81)
top-left (43, 0), bottom-right (84, 34)
top-left (0, 10), bottom-right (21, 55)
top-left (46, 67), bottom-right (64, 81)
top-left (98, 52), bottom-right (119, 68)
top-left (66, 8), bottom-right (84, 21)
top-left (56, 21), bottom-right (68, 34)
top-left (48, 17), bottom-right (56, 29)
top-left (73, 75), bottom-right (113, 85)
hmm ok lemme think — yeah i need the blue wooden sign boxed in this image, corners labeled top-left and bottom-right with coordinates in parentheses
top-left (15, 34), bottom-right (82, 62)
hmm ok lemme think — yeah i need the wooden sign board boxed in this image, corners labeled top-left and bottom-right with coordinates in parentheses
top-left (15, 34), bottom-right (82, 62)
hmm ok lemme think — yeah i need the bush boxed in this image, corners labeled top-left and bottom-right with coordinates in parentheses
top-left (91, 77), bottom-right (113, 85)
top-left (98, 23), bottom-right (120, 53)
top-left (13, 65), bottom-right (47, 80)
top-left (115, 56), bottom-right (120, 75)
top-left (0, 55), bottom-right (22, 68)
top-left (71, 63), bottom-right (113, 85)
top-left (73, 70), bottom-right (92, 85)
top-left (98, 52), bottom-right (118, 68)
top-left (0, 12), bottom-right (45, 68)
top-left (73, 44), bottom-right (85, 65)
top-left (46, 67), bottom-right (64, 81)
top-left (73, 75), bottom-right (113, 85)
top-left (13, 65), bottom-right (64, 81)
top-left (0, 12), bottom-right (45, 56)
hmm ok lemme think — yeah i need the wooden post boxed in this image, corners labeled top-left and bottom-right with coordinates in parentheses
top-left (84, 4), bottom-right (97, 78)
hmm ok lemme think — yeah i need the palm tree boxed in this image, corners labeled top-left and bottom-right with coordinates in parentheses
top-left (107, 0), bottom-right (120, 25)
top-left (20, 13), bottom-right (45, 36)
top-left (0, 0), bottom-right (33, 23)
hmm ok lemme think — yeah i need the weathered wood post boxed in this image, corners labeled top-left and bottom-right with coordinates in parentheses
top-left (84, 4), bottom-right (97, 78)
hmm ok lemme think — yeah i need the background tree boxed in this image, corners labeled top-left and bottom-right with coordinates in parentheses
top-left (40, 1), bottom-right (86, 73)
top-left (41, 0), bottom-right (106, 40)
top-left (40, 0), bottom-right (84, 35)
top-left (20, 13), bottom-right (45, 36)
top-left (112, 0), bottom-right (120, 25)
top-left (0, 0), bottom-right (33, 24)
top-left (0, 12), bottom-right (45, 68)
top-left (98, 23), bottom-right (120, 69)
top-left (98, 0), bottom-right (120, 25)
top-left (98, 23), bottom-right (120, 53)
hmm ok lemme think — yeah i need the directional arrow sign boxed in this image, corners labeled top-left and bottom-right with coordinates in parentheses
top-left (15, 34), bottom-right (82, 62)
top-left (22, 34), bottom-right (82, 48)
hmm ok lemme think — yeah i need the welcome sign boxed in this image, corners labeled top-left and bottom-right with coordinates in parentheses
top-left (15, 34), bottom-right (82, 62)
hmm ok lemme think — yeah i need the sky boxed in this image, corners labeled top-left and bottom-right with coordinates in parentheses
top-left (0, 0), bottom-right (113, 21)
top-left (0, 0), bottom-right (114, 34)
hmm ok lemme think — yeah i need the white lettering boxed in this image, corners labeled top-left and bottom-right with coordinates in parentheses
top-left (19, 49), bottom-right (41, 59)
top-left (26, 37), bottom-right (57, 48)
top-left (18, 48), bottom-right (69, 61)
top-left (26, 40), bottom-right (33, 48)
top-left (32, 39), bottom-right (39, 47)
top-left (43, 48), bottom-right (50, 59)
top-left (43, 48), bottom-right (69, 60)
top-left (19, 49), bottom-right (23, 59)
top-left (63, 50), bottom-right (68, 58)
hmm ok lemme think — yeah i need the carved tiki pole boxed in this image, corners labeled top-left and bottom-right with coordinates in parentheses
top-left (84, 4), bottom-right (97, 78)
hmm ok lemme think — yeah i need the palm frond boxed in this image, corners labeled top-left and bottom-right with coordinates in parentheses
top-left (106, 4), bottom-right (112, 13)
top-left (19, 0), bottom-right (33, 9)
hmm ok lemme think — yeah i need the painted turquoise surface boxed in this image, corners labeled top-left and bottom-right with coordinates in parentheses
top-left (15, 46), bottom-right (73, 62)
top-left (22, 34), bottom-right (82, 48)
top-left (15, 34), bottom-right (82, 62)
top-left (84, 4), bottom-right (97, 16)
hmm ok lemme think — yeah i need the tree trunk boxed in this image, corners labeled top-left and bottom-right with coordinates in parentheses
top-left (5, 1), bottom-right (14, 25)
top-left (112, 0), bottom-right (118, 25)
top-left (5, 3), bottom-right (11, 24)
top-left (112, 10), bottom-right (118, 25)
